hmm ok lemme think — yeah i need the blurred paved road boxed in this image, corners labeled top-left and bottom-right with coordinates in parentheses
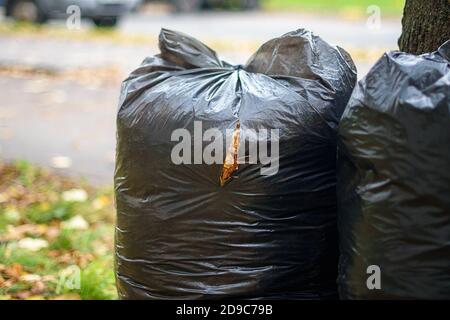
top-left (120, 11), bottom-right (401, 49)
top-left (0, 75), bottom-right (118, 185)
top-left (0, 10), bottom-right (403, 184)
top-left (0, 10), bottom-right (402, 75)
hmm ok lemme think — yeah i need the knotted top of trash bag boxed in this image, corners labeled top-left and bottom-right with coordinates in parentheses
top-left (125, 28), bottom-right (356, 84)
top-left (156, 28), bottom-right (355, 80)
top-left (120, 28), bottom-right (356, 112)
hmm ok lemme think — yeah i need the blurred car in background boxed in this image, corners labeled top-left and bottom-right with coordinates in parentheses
top-left (170, 0), bottom-right (259, 12)
top-left (3, 0), bottom-right (142, 26)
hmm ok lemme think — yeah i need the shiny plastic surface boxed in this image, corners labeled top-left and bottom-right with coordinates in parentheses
top-left (337, 41), bottom-right (450, 299)
top-left (115, 28), bottom-right (357, 299)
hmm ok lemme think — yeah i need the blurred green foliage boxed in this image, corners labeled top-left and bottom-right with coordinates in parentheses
top-left (262, 0), bottom-right (405, 16)
top-left (0, 160), bottom-right (116, 300)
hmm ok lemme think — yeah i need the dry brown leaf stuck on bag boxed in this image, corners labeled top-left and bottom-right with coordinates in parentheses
top-left (220, 121), bottom-right (240, 187)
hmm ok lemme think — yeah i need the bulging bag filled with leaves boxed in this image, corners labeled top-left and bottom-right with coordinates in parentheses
top-left (337, 41), bottom-right (450, 299)
top-left (115, 28), bottom-right (356, 299)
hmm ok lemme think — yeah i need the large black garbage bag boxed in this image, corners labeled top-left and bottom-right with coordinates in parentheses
top-left (337, 41), bottom-right (450, 299)
top-left (115, 28), bottom-right (357, 299)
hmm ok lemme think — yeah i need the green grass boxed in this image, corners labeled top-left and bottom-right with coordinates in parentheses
top-left (262, 0), bottom-right (405, 16)
top-left (0, 245), bottom-right (57, 271)
top-left (0, 160), bottom-right (116, 300)
top-left (25, 202), bottom-right (76, 224)
top-left (50, 225), bottom-right (110, 252)
top-left (79, 258), bottom-right (116, 300)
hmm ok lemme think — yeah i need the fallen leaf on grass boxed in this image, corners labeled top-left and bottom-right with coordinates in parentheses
top-left (4, 263), bottom-right (23, 279)
top-left (0, 192), bottom-right (8, 203)
top-left (20, 274), bottom-right (42, 282)
top-left (61, 189), bottom-right (87, 202)
top-left (1, 224), bottom-right (48, 241)
top-left (54, 251), bottom-right (94, 268)
top-left (17, 237), bottom-right (49, 251)
top-left (30, 280), bottom-right (47, 294)
top-left (92, 241), bottom-right (110, 256)
top-left (92, 196), bottom-right (110, 210)
top-left (45, 226), bottom-right (61, 240)
top-left (0, 279), bottom-right (14, 289)
top-left (42, 275), bottom-right (57, 282)
top-left (3, 207), bottom-right (20, 223)
top-left (62, 215), bottom-right (89, 230)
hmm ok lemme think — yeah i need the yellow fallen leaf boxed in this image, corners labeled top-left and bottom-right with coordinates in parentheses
top-left (39, 202), bottom-right (50, 211)
top-left (20, 274), bottom-right (42, 282)
top-left (92, 195), bottom-right (110, 210)
top-left (17, 238), bottom-right (49, 251)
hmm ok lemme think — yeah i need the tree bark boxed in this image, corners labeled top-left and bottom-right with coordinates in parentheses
top-left (398, 0), bottom-right (450, 54)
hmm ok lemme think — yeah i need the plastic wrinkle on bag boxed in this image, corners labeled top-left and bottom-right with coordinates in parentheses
top-left (337, 41), bottom-right (450, 299)
top-left (115, 28), bottom-right (357, 299)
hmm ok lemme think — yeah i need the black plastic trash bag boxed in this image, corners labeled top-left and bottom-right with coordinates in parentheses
top-left (115, 28), bottom-right (356, 299)
top-left (337, 41), bottom-right (450, 299)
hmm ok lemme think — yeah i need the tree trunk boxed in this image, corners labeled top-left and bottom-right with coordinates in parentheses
top-left (398, 0), bottom-right (450, 54)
